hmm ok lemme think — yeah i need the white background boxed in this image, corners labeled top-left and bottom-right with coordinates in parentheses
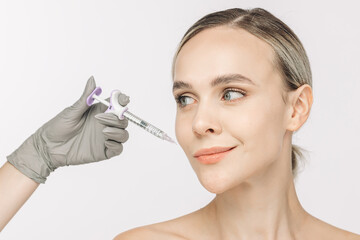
top-left (0, 0), bottom-right (359, 239)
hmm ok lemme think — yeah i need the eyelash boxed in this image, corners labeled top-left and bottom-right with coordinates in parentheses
top-left (175, 88), bottom-right (247, 108)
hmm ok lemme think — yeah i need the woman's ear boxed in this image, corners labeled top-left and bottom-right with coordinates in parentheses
top-left (286, 84), bottom-right (313, 132)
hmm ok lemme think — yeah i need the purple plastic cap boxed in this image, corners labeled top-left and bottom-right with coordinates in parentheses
top-left (86, 87), bottom-right (102, 106)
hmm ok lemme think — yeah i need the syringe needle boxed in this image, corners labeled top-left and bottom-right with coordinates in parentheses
top-left (162, 133), bottom-right (176, 144)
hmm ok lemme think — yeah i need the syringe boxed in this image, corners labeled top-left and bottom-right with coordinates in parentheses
top-left (87, 87), bottom-right (176, 144)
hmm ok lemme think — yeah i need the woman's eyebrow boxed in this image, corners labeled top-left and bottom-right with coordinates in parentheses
top-left (173, 73), bottom-right (255, 92)
top-left (211, 73), bottom-right (256, 87)
top-left (172, 81), bottom-right (192, 92)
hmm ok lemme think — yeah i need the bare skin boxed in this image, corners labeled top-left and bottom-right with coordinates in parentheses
top-left (116, 210), bottom-right (359, 240)
top-left (114, 27), bottom-right (360, 239)
top-left (0, 162), bottom-right (39, 231)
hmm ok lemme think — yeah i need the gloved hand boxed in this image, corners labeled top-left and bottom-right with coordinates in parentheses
top-left (7, 76), bottom-right (130, 183)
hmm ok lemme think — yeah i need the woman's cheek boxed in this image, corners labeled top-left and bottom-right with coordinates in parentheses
top-left (222, 101), bottom-right (273, 149)
top-left (221, 104), bottom-right (259, 138)
top-left (175, 115), bottom-right (184, 146)
top-left (245, 105), bottom-right (285, 165)
top-left (175, 112), bottom-right (193, 151)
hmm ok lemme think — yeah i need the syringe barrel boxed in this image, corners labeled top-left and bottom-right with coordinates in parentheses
top-left (123, 111), bottom-right (164, 139)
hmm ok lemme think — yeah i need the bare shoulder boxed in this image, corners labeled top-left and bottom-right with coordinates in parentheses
top-left (326, 225), bottom-right (360, 240)
top-left (113, 210), bottom-right (203, 240)
top-left (324, 226), bottom-right (360, 240)
top-left (304, 214), bottom-right (360, 240)
top-left (113, 225), bottom-right (188, 240)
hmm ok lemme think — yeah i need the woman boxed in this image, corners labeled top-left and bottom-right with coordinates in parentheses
top-left (114, 8), bottom-right (359, 239)
top-left (0, 7), bottom-right (359, 239)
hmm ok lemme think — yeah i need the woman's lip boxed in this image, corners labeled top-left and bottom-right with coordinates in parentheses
top-left (193, 146), bottom-right (236, 157)
top-left (194, 146), bottom-right (236, 165)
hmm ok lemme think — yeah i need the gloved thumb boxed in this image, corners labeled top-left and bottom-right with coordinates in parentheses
top-left (70, 76), bottom-right (96, 117)
top-left (118, 92), bottom-right (130, 107)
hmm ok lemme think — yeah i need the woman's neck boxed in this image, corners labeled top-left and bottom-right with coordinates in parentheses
top-left (200, 149), bottom-right (309, 239)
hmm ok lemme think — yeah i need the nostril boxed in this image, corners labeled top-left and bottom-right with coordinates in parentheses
top-left (207, 128), bottom-right (215, 133)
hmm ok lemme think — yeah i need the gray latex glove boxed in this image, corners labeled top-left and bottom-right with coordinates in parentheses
top-left (7, 76), bottom-right (130, 183)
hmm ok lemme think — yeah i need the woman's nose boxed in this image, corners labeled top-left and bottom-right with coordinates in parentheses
top-left (192, 103), bottom-right (222, 137)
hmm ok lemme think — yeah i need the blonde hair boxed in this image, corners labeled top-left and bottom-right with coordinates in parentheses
top-left (171, 8), bottom-right (312, 178)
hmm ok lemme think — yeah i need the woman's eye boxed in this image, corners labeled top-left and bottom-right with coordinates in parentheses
top-left (223, 90), bottom-right (245, 101)
top-left (176, 95), bottom-right (195, 108)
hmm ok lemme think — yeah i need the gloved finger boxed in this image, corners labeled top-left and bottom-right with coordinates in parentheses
top-left (63, 76), bottom-right (96, 119)
top-left (70, 76), bottom-right (96, 118)
top-left (118, 92), bottom-right (130, 107)
top-left (103, 127), bottom-right (129, 143)
top-left (105, 140), bottom-right (123, 159)
top-left (95, 112), bottom-right (128, 128)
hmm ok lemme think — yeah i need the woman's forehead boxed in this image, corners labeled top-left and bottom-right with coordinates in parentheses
top-left (173, 26), bottom-right (277, 87)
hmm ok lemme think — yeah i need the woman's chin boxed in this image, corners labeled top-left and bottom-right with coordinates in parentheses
top-left (197, 173), bottom-right (235, 194)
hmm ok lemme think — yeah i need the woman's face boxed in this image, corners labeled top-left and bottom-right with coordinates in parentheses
top-left (173, 26), bottom-right (292, 194)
